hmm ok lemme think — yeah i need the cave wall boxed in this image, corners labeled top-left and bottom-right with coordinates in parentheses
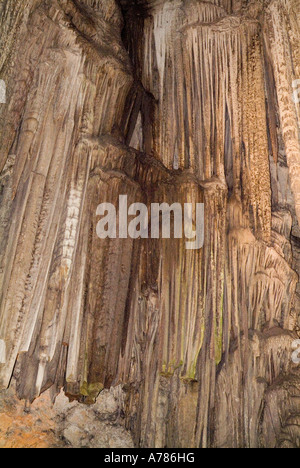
top-left (0, 0), bottom-right (300, 448)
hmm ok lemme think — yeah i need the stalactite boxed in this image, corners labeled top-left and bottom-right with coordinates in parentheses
top-left (266, 0), bottom-right (300, 224)
top-left (0, 0), bottom-right (299, 449)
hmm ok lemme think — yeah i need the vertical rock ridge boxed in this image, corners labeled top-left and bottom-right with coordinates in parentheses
top-left (0, 0), bottom-right (299, 448)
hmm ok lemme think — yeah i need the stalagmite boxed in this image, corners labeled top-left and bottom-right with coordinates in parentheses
top-left (0, 0), bottom-right (299, 449)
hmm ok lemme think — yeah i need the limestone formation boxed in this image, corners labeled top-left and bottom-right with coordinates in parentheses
top-left (0, 0), bottom-right (299, 448)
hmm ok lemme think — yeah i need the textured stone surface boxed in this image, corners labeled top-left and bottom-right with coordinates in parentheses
top-left (0, 383), bottom-right (133, 448)
top-left (0, 0), bottom-right (299, 448)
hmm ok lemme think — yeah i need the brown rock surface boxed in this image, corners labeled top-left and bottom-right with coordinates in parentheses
top-left (0, 382), bottom-right (133, 448)
top-left (0, 0), bottom-right (299, 448)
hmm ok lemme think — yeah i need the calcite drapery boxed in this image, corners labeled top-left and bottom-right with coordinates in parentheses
top-left (0, 0), bottom-right (300, 448)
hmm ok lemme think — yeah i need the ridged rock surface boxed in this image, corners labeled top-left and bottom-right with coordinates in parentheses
top-left (0, 0), bottom-right (299, 448)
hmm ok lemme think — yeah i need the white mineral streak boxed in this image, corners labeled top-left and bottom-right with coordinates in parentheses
top-left (65, 221), bottom-right (89, 383)
top-left (35, 355), bottom-right (48, 395)
top-left (0, 340), bottom-right (6, 364)
top-left (36, 140), bottom-right (92, 396)
top-left (62, 188), bottom-right (83, 272)
top-left (129, 112), bottom-right (143, 150)
top-left (152, 1), bottom-right (179, 98)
